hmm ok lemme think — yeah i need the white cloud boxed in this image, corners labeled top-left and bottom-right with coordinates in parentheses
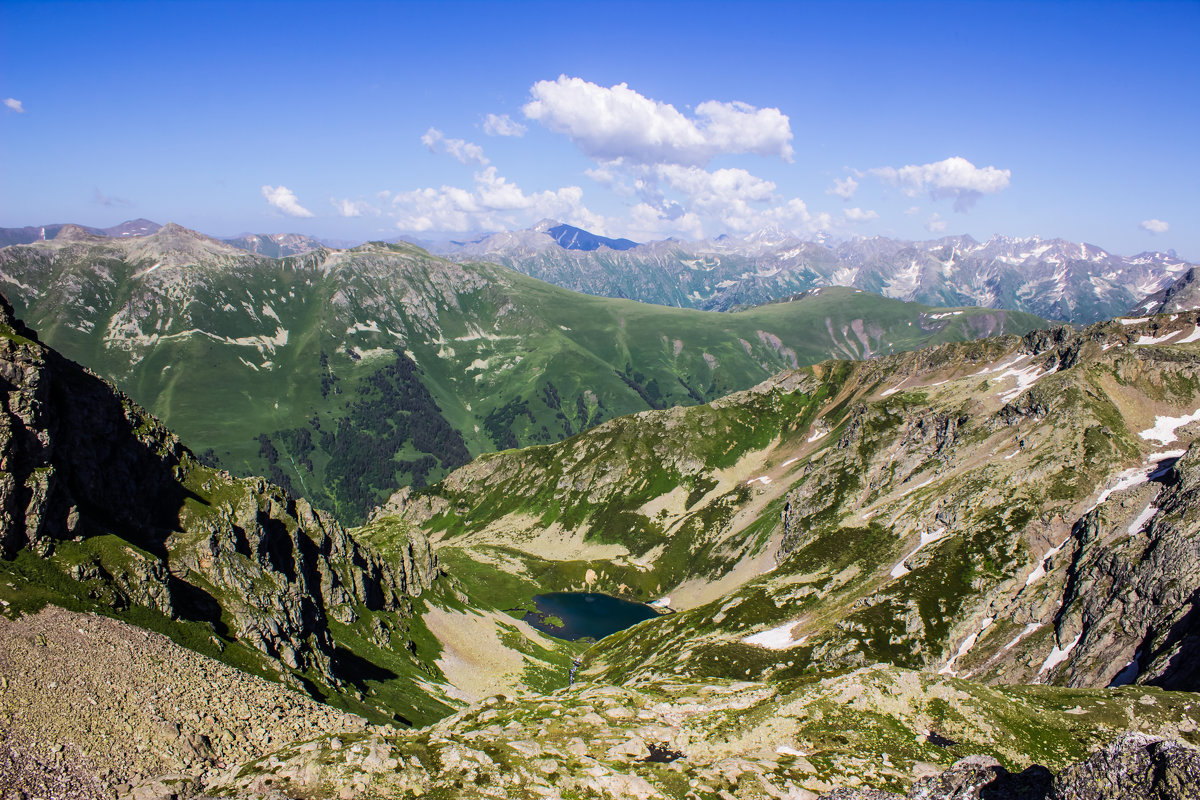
top-left (522, 75), bottom-right (793, 165)
top-left (261, 185), bottom-right (315, 218)
top-left (483, 113), bottom-right (526, 137)
top-left (331, 198), bottom-right (379, 218)
top-left (421, 127), bottom-right (489, 165)
top-left (390, 166), bottom-right (596, 233)
top-left (828, 176), bottom-right (858, 200)
top-left (843, 207), bottom-right (878, 224)
top-left (925, 213), bottom-right (948, 233)
top-left (904, 205), bottom-right (921, 216)
top-left (1140, 218), bottom-right (1169, 234)
top-left (871, 156), bottom-right (1010, 212)
top-left (3, 98), bottom-right (24, 113)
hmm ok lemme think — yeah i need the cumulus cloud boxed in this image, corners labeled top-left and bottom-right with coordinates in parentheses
top-left (904, 205), bottom-right (921, 216)
top-left (331, 198), bottom-right (379, 218)
top-left (3, 98), bottom-right (24, 113)
top-left (389, 166), bottom-right (596, 233)
top-left (421, 127), bottom-right (489, 165)
top-left (522, 75), bottom-right (793, 166)
top-left (843, 207), bottom-right (878, 224)
top-left (93, 188), bottom-right (133, 208)
top-left (605, 162), bottom-right (829, 239)
top-left (1140, 218), bottom-right (1169, 234)
top-left (828, 176), bottom-right (858, 200)
top-left (925, 213), bottom-right (948, 233)
top-left (261, 185), bottom-right (314, 218)
top-left (483, 113), bottom-right (526, 137)
top-left (871, 156), bottom-right (1010, 212)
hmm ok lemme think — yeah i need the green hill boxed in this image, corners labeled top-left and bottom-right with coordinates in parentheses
top-left (0, 224), bottom-right (1045, 524)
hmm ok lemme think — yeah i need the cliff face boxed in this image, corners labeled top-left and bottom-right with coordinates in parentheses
top-left (0, 292), bottom-right (437, 689)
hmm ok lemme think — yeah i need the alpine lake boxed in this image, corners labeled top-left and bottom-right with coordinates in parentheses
top-left (521, 592), bottom-right (664, 641)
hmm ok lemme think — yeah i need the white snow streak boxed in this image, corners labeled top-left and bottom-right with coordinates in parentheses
top-left (890, 527), bottom-right (948, 579)
top-left (1003, 623), bottom-right (1042, 651)
top-left (939, 616), bottom-right (993, 676)
top-left (1126, 505), bottom-right (1157, 536)
top-left (1039, 632), bottom-right (1082, 674)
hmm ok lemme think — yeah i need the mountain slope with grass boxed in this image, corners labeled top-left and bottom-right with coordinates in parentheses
top-left (0, 223), bottom-right (1043, 524)
top-left (387, 310), bottom-right (1200, 697)
top-left (4, 295), bottom-right (1200, 799)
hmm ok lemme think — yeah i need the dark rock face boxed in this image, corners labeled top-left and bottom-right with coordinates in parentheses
top-left (1051, 733), bottom-right (1200, 800)
top-left (0, 291), bottom-right (437, 684)
top-left (908, 755), bottom-right (1051, 799)
top-left (821, 734), bottom-right (1200, 800)
top-left (1048, 445), bottom-right (1200, 691)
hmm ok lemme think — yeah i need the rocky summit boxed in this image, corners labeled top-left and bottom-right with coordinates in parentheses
top-left (2, 288), bottom-right (1200, 799)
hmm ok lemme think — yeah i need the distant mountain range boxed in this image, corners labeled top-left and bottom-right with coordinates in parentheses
top-left (5, 217), bottom-right (1193, 325)
top-left (0, 222), bottom-right (1042, 524)
top-left (435, 221), bottom-right (1198, 325)
top-left (0, 218), bottom-right (326, 258)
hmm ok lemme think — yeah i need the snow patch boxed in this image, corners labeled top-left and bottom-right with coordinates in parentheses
top-left (1139, 408), bottom-right (1200, 445)
top-left (1025, 537), bottom-right (1070, 586)
top-left (1179, 327), bottom-right (1200, 344)
top-left (1039, 632), bottom-right (1082, 675)
top-left (1004, 623), bottom-right (1042, 651)
top-left (807, 429), bottom-right (827, 443)
top-left (1135, 330), bottom-right (1182, 346)
top-left (746, 476), bottom-right (772, 486)
top-left (781, 457), bottom-right (799, 468)
top-left (743, 620), bottom-right (807, 649)
top-left (1118, 317), bottom-right (1149, 326)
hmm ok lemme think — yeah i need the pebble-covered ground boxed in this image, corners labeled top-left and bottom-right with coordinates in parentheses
top-left (0, 606), bottom-right (375, 799)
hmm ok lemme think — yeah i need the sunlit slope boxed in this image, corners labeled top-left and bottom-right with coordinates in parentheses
top-left (0, 225), bottom-right (1044, 523)
top-left (388, 311), bottom-right (1200, 694)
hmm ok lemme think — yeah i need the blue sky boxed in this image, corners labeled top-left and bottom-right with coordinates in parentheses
top-left (2, 0), bottom-right (1197, 257)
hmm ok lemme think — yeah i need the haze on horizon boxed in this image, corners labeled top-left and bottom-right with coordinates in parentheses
top-left (1, 0), bottom-right (1196, 259)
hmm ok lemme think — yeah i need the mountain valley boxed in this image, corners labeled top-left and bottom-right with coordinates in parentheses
top-left (2, 276), bottom-right (1200, 798)
top-left (0, 223), bottom-right (1042, 525)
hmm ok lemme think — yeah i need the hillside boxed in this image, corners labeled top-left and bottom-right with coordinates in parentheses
top-left (387, 310), bottom-right (1200, 696)
top-left (0, 223), bottom-right (1043, 524)
top-left (3, 295), bottom-right (1200, 798)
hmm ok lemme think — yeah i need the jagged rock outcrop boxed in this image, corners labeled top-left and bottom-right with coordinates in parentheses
top-left (0, 292), bottom-right (437, 685)
top-left (1046, 446), bottom-right (1200, 690)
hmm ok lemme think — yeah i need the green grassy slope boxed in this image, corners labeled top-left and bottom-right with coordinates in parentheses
top-left (0, 229), bottom-right (1046, 524)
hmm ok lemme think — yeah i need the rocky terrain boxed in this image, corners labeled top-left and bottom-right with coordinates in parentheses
top-left (2, 284), bottom-right (1200, 797)
top-left (209, 665), bottom-right (1200, 799)
top-left (0, 605), bottom-right (370, 798)
top-left (0, 291), bottom-right (454, 727)
top-left (439, 222), bottom-right (1196, 324)
top-left (0, 223), bottom-right (1040, 523)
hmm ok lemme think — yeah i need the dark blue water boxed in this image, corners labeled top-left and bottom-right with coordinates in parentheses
top-left (522, 592), bottom-right (660, 641)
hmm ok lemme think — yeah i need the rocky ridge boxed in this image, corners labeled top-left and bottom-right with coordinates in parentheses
top-left (0, 291), bottom-right (446, 724)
